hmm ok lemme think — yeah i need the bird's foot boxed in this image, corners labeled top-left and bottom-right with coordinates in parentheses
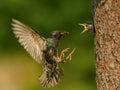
top-left (58, 48), bottom-right (70, 62)
top-left (58, 48), bottom-right (75, 63)
top-left (66, 48), bottom-right (76, 61)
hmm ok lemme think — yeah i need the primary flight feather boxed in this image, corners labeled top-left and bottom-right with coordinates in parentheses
top-left (11, 19), bottom-right (71, 87)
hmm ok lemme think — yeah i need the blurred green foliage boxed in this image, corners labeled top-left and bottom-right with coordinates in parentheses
top-left (0, 0), bottom-right (95, 90)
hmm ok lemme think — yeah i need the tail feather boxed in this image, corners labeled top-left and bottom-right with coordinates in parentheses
top-left (39, 64), bottom-right (64, 88)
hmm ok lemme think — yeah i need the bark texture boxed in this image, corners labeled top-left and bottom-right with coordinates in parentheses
top-left (94, 0), bottom-right (120, 90)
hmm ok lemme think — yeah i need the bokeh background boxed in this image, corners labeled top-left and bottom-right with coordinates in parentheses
top-left (0, 0), bottom-right (95, 90)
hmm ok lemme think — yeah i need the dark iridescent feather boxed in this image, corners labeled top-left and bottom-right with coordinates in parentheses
top-left (11, 19), bottom-right (68, 87)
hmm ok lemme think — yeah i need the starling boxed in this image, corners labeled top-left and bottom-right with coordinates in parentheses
top-left (11, 19), bottom-right (75, 88)
top-left (79, 22), bottom-right (95, 34)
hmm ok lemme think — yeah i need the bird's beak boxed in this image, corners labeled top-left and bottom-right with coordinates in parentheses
top-left (78, 23), bottom-right (87, 34)
top-left (60, 32), bottom-right (69, 36)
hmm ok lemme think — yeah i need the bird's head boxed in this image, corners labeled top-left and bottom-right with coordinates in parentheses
top-left (79, 22), bottom-right (94, 34)
top-left (49, 31), bottom-right (69, 40)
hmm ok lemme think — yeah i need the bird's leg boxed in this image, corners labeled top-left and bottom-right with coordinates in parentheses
top-left (57, 48), bottom-right (75, 63)
top-left (66, 48), bottom-right (76, 61)
top-left (60, 48), bottom-right (70, 60)
top-left (57, 48), bottom-right (70, 63)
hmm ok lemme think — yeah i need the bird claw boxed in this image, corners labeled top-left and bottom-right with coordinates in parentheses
top-left (66, 48), bottom-right (76, 61)
top-left (58, 48), bottom-right (75, 63)
top-left (58, 48), bottom-right (70, 62)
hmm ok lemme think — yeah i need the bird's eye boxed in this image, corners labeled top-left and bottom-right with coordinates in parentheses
top-left (53, 34), bottom-right (57, 37)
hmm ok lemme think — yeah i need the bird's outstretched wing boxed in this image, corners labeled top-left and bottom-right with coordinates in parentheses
top-left (11, 19), bottom-right (46, 64)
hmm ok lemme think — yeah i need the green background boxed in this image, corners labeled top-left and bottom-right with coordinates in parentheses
top-left (0, 0), bottom-right (95, 90)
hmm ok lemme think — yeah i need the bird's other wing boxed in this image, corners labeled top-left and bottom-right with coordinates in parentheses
top-left (11, 18), bottom-right (46, 64)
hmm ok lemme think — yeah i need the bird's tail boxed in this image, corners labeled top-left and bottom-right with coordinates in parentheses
top-left (39, 64), bottom-right (64, 88)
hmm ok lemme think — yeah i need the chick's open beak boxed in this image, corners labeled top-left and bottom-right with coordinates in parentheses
top-left (79, 23), bottom-right (88, 34)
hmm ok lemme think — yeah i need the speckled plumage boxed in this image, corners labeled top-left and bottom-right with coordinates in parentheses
top-left (11, 19), bottom-right (69, 88)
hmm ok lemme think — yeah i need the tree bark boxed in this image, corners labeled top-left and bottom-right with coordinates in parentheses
top-left (93, 0), bottom-right (120, 90)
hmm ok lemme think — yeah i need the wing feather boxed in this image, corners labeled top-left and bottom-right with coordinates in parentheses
top-left (11, 19), bottom-right (46, 64)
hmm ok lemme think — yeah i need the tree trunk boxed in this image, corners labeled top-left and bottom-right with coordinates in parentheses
top-left (93, 0), bottom-right (120, 90)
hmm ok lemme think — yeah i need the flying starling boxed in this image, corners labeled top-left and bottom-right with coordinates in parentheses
top-left (79, 22), bottom-right (95, 34)
top-left (11, 19), bottom-right (75, 88)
